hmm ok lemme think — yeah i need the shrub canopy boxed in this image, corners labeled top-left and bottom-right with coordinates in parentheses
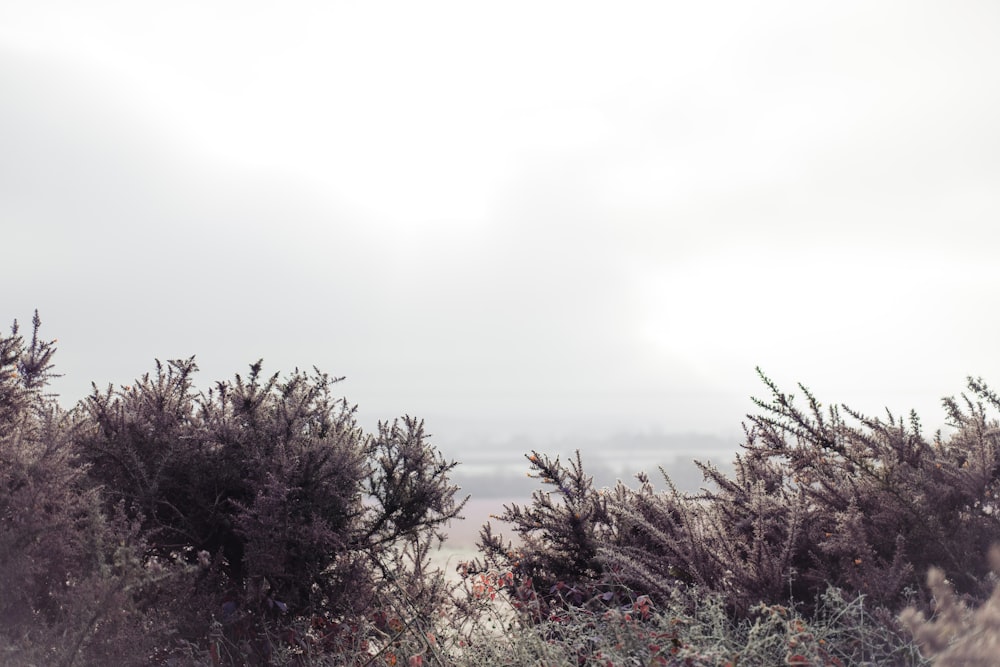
top-left (0, 313), bottom-right (465, 665)
top-left (478, 369), bottom-right (1000, 621)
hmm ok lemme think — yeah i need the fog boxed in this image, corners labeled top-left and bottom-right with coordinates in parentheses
top-left (4, 2), bottom-right (1000, 489)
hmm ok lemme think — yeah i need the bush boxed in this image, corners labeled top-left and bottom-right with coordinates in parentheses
top-left (9, 312), bottom-right (1000, 663)
top-left (615, 370), bottom-right (1000, 615)
top-left (900, 545), bottom-right (1000, 667)
top-left (478, 369), bottom-right (1000, 637)
top-left (74, 356), bottom-right (466, 663)
top-left (0, 313), bottom-right (187, 666)
top-left (0, 313), bottom-right (466, 665)
top-left (472, 450), bottom-right (627, 622)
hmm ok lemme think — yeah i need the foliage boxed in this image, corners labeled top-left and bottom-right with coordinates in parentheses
top-left (0, 312), bottom-right (466, 664)
top-left (477, 369), bottom-right (1000, 654)
top-left (9, 312), bottom-right (1000, 664)
top-left (0, 312), bottom-right (191, 666)
top-left (448, 566), bottom-right (926, 666)
top-left (472, 450), bottom-right (628, 621)
top-left (74, 357), bottom-right (466, 662)
top-left (900, 545), bottom-right (1000, 667)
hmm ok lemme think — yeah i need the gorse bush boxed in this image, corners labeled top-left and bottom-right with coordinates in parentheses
top-left (0, 313), bottom-right (465, 665)
top-left (78, 359), bottom-right (467, 664)
top-left (78, 358), bottom-right (371, 616)
top-left (473, 450), bottom-right (626, 622)
top-left (478, 369), bottom-right (1000, 643)
top-left (900, 545), bottom-right (1000, 667)
top-left (0, 313), bottom-right (191, 666)
top-left (0, 311), bottom-right (74, 629)
top-left (6, 311), bottom-right (1000, 665)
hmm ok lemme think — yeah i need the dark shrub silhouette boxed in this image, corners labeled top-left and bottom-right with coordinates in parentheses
top-left (76, 357), bottom-right (466, 662)
top-left (0, 313), bottom-right (187, 666)
top-left (0, 311), bottom-right (463, 665)
top-left (473, 450), bottom-right (624, 621)
top-left (10, 311), bottom-right (1000, 664)
top-left (479, 369), bottom-right (1000, 633)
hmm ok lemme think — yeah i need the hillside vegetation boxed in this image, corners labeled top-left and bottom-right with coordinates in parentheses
top-left (3, 312), bottom-right (1000, 666)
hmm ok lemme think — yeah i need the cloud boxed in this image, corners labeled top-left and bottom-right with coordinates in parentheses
top-left (4, 2), bottom-right (1000, 442)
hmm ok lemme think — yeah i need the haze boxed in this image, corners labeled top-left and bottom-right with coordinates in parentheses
top-left (4, 2), bottom-right (1000, 465)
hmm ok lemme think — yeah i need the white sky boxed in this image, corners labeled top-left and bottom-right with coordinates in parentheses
top-left (3, 1), bottom-right (1000, 448)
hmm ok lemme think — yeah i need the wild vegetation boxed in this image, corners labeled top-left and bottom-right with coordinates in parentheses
top-left (3, 311), bottom-right (1000, 665)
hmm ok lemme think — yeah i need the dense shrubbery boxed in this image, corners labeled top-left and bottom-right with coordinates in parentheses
top-left (77, 356), bottom-right (465, 624)
top-left (5, 312), bottom-right (1000, 665)
top-left (472, 371), bottom-right (1000, 664)
top-left (0, 313), bottom-right (187, 666)
top-left (0, 314), bottom-right (464, 665)
top-left (478, 369), bottom-right (1000, 616)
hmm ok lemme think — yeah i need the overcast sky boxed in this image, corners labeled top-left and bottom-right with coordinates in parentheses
top-left (3, 1), bottom-right (1000, 450)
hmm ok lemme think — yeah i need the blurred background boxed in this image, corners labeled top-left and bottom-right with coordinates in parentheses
top-left (4, 1), bottom-right (1000, 547)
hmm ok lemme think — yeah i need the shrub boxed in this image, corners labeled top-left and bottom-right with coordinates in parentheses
top-left (472, 450), bottom-right (628, 621)
top-left (900, 545), bottom-right (1000, 667)
top-left (74, 357), bottom-right (466, 662)
top-left (479, 369), bottom-right (1000, 637)
top-left (607, 370), bottom-right (1000, 616)
top-left (11, 312), bottom-right (1000, 663)
top-left (0, 313), bottom-right (186, 666)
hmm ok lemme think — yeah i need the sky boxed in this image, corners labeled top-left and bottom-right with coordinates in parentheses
top-left (3, 1), bottom-right (1000, 454)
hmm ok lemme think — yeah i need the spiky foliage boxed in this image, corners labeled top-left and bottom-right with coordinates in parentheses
top-left (602, 370), bottom-right (1000, 618)
top-left (0, 313), bottom-right (188, 667)
top-left (0, 312), bottom-right (70, 628)
top-left (898, 545), bottom-right (1000, 666)
top-left (75, 357), bottom-right (466, 663)
top-left (471, 450), bottom-right (628, 620)
top-left (478, 368), bottom-right (1000, 650)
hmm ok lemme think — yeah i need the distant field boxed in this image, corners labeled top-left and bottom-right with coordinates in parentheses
top-left (431, 497), bottom-right (524, 580)
top-left (444, 496), bottom-right (524, 549)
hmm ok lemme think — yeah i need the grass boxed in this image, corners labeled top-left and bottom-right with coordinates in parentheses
top-left (433, 573), bottom-right (928, 667)
top-left (174, 565), bottom-right (928, 667)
